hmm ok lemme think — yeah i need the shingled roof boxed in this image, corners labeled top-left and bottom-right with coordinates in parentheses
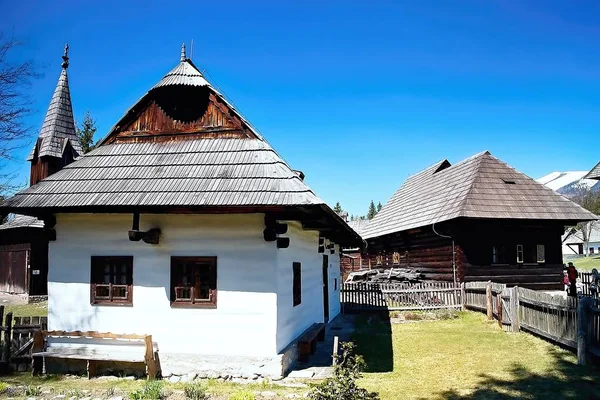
top-left (361, 151), bottom-right (598, 240)
top-left (27, 45), bottom-right (83, 161)
top-left (585, 162), bottom-right (600, 180)
top-left (1, 45), bottom-right (361, 245)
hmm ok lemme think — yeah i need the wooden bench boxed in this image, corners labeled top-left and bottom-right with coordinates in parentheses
top-left (298, 323), bottom-right (326, 362)
top-left (31, 330), bottom-right (159, 379)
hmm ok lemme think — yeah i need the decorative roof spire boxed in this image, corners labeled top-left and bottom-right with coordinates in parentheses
top-left (62, 43), bottom-right (69, 69)
top-left (27, 44), bottom-right (82, 163)
top-left (180, 43), bottom-right (186, 62)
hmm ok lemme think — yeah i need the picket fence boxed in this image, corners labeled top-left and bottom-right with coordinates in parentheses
top-left (340, 281), bottom-right (461, 312)
top-left (464, 281), bottom-right (600, 366)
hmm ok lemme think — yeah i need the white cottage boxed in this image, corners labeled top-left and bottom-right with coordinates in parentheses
top-left (1, 45), bottom-right (361, 378)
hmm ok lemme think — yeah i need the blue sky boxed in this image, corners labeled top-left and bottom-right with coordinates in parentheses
top-left (1, 0), bottom-right (599, 216)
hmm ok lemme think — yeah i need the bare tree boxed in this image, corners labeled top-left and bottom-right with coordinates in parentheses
top-left (0, 33), bottom-right (40, 194)
top-left (571, 185), bottom-right (600, 255)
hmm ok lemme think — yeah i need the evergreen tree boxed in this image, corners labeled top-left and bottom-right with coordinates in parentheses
top-left (333, 201), bottom-right (343, 214)
top-left (377, 202), bottom-right (382, 212)
top-left (77, 110), bottom-right (97, 153)
top-left (367, 200), bottom-right (377, 220)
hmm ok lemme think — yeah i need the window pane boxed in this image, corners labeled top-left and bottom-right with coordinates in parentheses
top-left (95, 285), bottom-right (110, 298)
top-left (112, 286), bottom-right (127, 299)
top-left (171, 257), bottom-right (217, 306)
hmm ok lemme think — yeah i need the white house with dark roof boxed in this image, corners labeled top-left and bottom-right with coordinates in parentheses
top-left (0, 45), bottom-right (361, 378)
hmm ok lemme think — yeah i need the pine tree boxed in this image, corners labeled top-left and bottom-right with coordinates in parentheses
top-left (333, 202), bottom-right (343, 214)
top-left (367, 200), bottom-right (377, 220)
top-left (77, 111), bottom-right (97, 153)
top-left (377, 202), bottom-right (383, 212)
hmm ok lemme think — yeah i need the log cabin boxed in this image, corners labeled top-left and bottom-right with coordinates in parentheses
top-left (0, 45), bottom-right (82, 297)
top-left (360, 152), bottom-right (597, 290)
top-left (585, 162), bottom-right (600, 181)
top-left (0, 45), bottom-right (361, 378)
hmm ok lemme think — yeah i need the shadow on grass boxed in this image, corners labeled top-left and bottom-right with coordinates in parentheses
top-left (439, 348), bottom-right (600, 400)
top-left (352, 311), bottom-right (393, 373)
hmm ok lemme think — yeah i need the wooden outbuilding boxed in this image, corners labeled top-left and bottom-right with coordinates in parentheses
top-left (360, 151), bottom-right (597, 290)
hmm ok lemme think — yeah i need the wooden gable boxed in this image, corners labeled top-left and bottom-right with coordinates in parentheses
top-left (107, 86), bottom-right (257, 144)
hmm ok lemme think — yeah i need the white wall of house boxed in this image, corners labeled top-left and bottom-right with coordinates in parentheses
top-left (48, 213), bottom-right (279, 357)
top-left (48, 213), bottom-right (342, 358)
top-left (275, 222), bottom-right (341, 352)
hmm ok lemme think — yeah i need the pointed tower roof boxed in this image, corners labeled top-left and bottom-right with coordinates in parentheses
top-left (27, 44), bottom-right (83, 160)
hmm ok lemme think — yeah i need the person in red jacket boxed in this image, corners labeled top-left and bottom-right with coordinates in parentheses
top-left (567, 262), bottom-right (578, 297)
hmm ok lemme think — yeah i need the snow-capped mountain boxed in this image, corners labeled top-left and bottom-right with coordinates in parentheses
top-left (537, 171), bottom-right (600, 197)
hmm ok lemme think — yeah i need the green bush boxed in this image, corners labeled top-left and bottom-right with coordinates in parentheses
top-left (0, 382), bottom-right (8, 394)
top-left (24, 385), bottom-right (42, 396)
top-left (184, 381), bottom-right (207, 400)
top-left (129, 380), bottom-right (165, 400)
top-left (229, 389), bottom-right (256, 400)
top-left (309, 342), bottom-right (379, 400)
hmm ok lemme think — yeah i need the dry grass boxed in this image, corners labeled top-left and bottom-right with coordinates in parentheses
top-left (569, 255), bottom-right (600, 272)
top-left (354, 311), bottom-right (600, 400)
top-left (0, 375), bottom-right (304, 399)
top-left (2, 301), bottom-right (48, 317)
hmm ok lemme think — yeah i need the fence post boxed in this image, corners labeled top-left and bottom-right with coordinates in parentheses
top-left (510, 286), bottom-right (520, 332)
top-left (486, 281), bottom-right (493, 320)
top-left (577, 296), bottom-right (593, 365)
top-left (497, 290), bottom-right (503, 328)
top-left (2, 312), bottom-right (12, 363)
top-left (460, 282), bottom-right (466, 311)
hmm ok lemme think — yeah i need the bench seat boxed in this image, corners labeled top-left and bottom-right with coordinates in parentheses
top-left (32, 331), bottom-right (159, 379)
top-left (297, 323), bottom-right (326, 362)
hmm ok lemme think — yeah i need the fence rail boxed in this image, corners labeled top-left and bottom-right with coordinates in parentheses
top-left (341, 282), bottom-right (461, 312)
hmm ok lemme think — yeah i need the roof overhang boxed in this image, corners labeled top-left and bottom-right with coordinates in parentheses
top-left (0, 204), bottom-right (363, 248)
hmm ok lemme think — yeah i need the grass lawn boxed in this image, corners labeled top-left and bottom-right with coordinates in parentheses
top-left (354, 311), bottom-right (600, 400)
top-left (569, 255), bottom-right (600, 272)
top-left (0, 375), bottom-right (305, 399)
top-left (2, 301), bottom-right (48, 318)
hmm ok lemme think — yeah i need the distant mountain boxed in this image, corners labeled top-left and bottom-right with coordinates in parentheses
top-left (537, 171), bottom-right (600, 197)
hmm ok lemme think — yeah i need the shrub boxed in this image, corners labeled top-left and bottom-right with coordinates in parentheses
top-left (129, 380), bottom-right (165, 400)
top-left (184, 381), bottom-right (207, 400)
top-left (0, 382), bottom-right (8, 394)
top-left (24, 385), bottom-right (42, 396)
top-left (229, 390), bottom-right (256, 400)
top-left (309, 342), bottom-right (379, 400)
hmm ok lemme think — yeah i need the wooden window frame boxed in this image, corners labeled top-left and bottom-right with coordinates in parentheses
top-left (293, 262), bottom-right (301, 307)
top-left (516, 244), bottom-right (524, 264)
top-left (492, 245), bottom-right (509, 266)
top-left (170, 256), bottom-right (217, 308)
top-left (90, 256), bottom-right (133, 306)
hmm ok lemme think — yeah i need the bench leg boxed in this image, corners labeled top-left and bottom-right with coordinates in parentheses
top-left (32, 356), bottom-right (43, 376)
top-left (298, 342), bottom-right (310, 362)
top-left (87, 360), bottom-right (97, 379)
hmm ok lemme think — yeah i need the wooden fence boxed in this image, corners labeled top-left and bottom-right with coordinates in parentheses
top-left (0, 306), bottom-right (46, 373)
top-left (341, 281), bottom-right (461, 312)
top-left (464, 281), bottom-right (600, 366)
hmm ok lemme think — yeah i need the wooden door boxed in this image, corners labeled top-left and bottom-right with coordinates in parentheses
top-left (322, 255), bottom-right (329, 323)
top-left (0, 250), bottom-right (28, 294)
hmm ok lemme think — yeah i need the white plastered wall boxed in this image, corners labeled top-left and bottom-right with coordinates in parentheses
top-left (48, 213), bottom-right (278, 356)
top-left (275, 222), bottom-right (341, 352)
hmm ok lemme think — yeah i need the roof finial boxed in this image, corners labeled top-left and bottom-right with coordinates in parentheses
top-left (180, 43), bottom-right (186, 62)
top-left (61, 43), bottom-right (69, 69)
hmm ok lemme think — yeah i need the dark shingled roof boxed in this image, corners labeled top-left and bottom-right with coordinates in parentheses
top-left (5, 139), bottom-right (323, 208)
top-left (1, 46), bottom-right (361, 246)
top-left (585, 162), bottom-right (600, 180)
top-left (361, 151), bottom-right (598, 240)
top-left (27, 66), bottom-right (82, 160)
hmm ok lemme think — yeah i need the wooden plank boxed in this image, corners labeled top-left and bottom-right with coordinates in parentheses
top-left (42, 331), bottom-right (149, 340)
